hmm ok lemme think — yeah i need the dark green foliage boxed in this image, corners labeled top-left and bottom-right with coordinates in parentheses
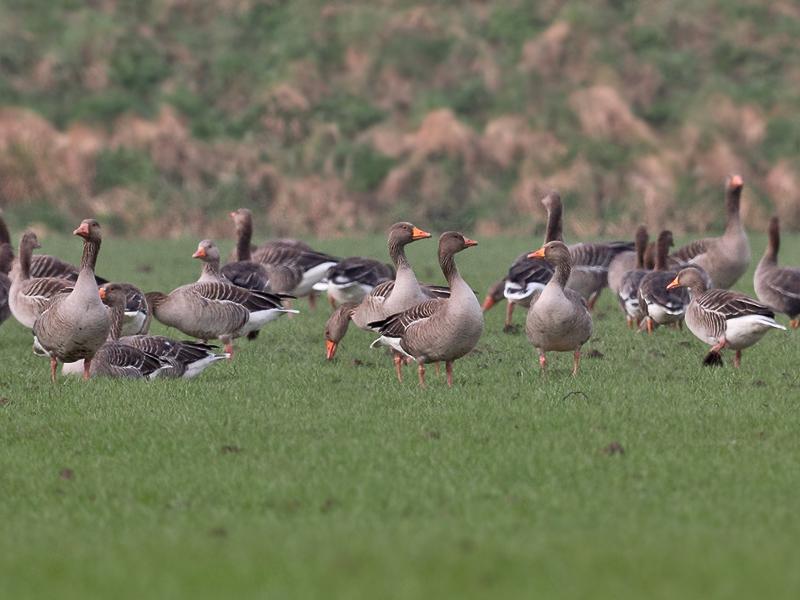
top-left (347, 144), bottom-right (396, 193)
top-left (316, 94), bottom-right (386, 137)
top-left (94, 148), bottom-right (158, 193)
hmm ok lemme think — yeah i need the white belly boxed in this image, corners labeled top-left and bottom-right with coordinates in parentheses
top-left (646, 301), bottom-right (684, 324)
top-left (724, 315), bottom-right (785, 349)
top-left (293, 262), bottom-right (338, 297)
top-left (504, 281), bottom-right (544, 304)
top-left (328, 282), bottom-right (371, 305)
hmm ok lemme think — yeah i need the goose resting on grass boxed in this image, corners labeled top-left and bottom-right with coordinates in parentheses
top-left (667, 267), bottom-right (786, 367)
top-left (32, 220), bottom-right (111, 382)
top-left (369, 232), bottom-right (483, 388)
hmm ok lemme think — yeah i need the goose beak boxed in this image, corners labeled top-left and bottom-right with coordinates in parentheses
top-left (98, 287), bottom-right (106, 300)
top-left (464, 238), bottom-right (478, 247)
top-left (411, 227), bottom-right (431, 240)
top-left (73, 222), bottom-right (90, 238)
top-left (729, 174), bottom-right (743, 189)
top-left (528, 247), bottom-right (546, 259)
top-left (229, 211), bottom-right (237, 219)
top-left (325, 339), bottom-right (337, 360)
top-left (192, 246), bottom-right (206, 259)
top-left (482, 295), bottom-right (496, 311)
top-left (666, 276), bottom-right (680, 290)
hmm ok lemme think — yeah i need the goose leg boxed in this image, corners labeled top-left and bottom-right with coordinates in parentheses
top-left (626, 315), bottom-right (634, 329)
top-left (572, 349), bottom-right (581, 376)
top-left (587, 291), bottom-right (600, 311)
top-left (790, 318), bottom-right (799, 329)
top-left (308, 292), bottom-right (317, 311)
top-left (50, 357), bottom-right (58, 383)
top-left (503, 302), bottom-right (515, 332)
top-left (538, 350), bottom-right (547, 374)
top-left (222, 336), bottom-right (234, 359)
top-left (83, 358), bottom-right (91, 381)
top-left (646, 317), bottom-right (654, 335)
top-left (733, 350), bottom-right (742, 368)
top-left (418, 363), bottom-right (426, 388)
top-left (445, 361), bottom-right (454, 387)
top-left (327, 294), bottom-right (337, 309)
top-left (393, 353), bottom-right (404, 383)
top-left (434, 362), bottom-right (440, 376)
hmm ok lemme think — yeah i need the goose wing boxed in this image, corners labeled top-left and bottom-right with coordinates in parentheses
top-left (697, 289), bottom-right (775, 320)
top-left (368, 299), bottom-right (442, 338)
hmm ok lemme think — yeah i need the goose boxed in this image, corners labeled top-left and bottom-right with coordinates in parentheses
top-left (147, 241), bottom-right (296, 357)
top-left (369, 232), bottom-right (483, 387)
top-left (228, 208), bottom-right (338, 308)
top-left (61, 285), bottom-right (169, 379)
top-left (324, 257), bottom-right (395, 307)
top-left (99, 281), bottom-right (151, 336)
top-left (481, 279), bottom-right (506, 313)
top-left (671, 174), bottom-right (750, 289)
top-left (525, 241), bottom-right (593, 376)
top-left (0, 243), bottom-right (12, 325)
top-left (667, 267), bottom-right (786, 367)
top-left (32, 219), bottom-right (111, 382)
top-left (616, 225), bottom-right (650, 328)
top-left (638, 230), bottom-right (689, 333)
top-left (322, 222), bottom-right (436, 377)
top-left (754, 216), bottom-right (800, 328)
top-left (9, 232), bottom-right (73, 329)
top-left (99, 283), bottom-right (227, 378)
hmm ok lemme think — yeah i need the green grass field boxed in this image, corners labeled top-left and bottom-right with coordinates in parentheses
top-left (1, 230), bottom-right (799, 599)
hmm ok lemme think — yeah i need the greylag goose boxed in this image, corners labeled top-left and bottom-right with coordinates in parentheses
top-left (100, 281), bottom-right (151, 336)
top-left (9, 232), bottom-right (73, 329)
top-left (99, 283), bottom-right (227, 378)
top-left (369, 232), bottom-right (483, 387)
top-left (525, 241), bottom-right (593, 376)
top-left (0, 243), bottom-right (12, 325)
top-left (638, 230), bottom-right (688, 333)
top-left (481, 279), bottom-right (506, 312)
top-left (667, 267), bottom-right (786, 367)
top-left (147, 242), bottom-right (295, 357)
top-left (754, 216), bottom-right (800, 328)
top-left (616, 225), bottom-right (650, 328)
top-left (324, 257), bottom-right (395, 307)
top-left (228, 208), bottom-right (337, 307)
top-left (32, 219), bottom-right (111, 382)
top-left (322, 222), bottom-right (439, 378)
top-left (62, 285), bottom-right (168, 379)
top-left (671, 175), bottom-right (750, 289)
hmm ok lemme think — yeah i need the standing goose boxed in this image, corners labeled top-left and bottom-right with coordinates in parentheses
top-left (754, 216), bottom-right (800, 328)
top-left (667, 267), bottom-right (786, 367)
top-left (525, 241), bottom-right (593, 376)
top-left (99, 283), bottom-right (227, 378)
top-left (147, 241), bottom-right (295, 357)
top-left (369, 232), bottom-right (483, 387)
top-left (616, 225), bottom-right (650, 328)
top-left (9, 232), bottom-right (73, 329)
top-left (0, 243), bottom-right (12, 325)
top-left (671, 174), bottom-right (750, 289)
top-left (322, 222), bottom-right (436, 378)
top-left (637, 230), bottom-right (688, 333)
top-left (32, 219), bottom-right (111, 382)
top-left (324, 257), bottom-right (395, 307)
top-left (61, 285), bottom-right (168, 379)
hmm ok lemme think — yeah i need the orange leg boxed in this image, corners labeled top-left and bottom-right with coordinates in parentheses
top-left (327, 294), bottom-right (337, 309)
top-left (434, 362), bottom-right (440, 376)
top-left (504, 302), bottom-right (515, 331)
top-left (587, 290), bottom-right (601, 311)
top-left (572, 349), bottom-right (581, 376)
top-left (538, 351), bottom-right (547, 374)
top-left (393, 353), bottom-right (404, 383)
top-left (646, 318), bottom-right (654, 335)
top-left (50, 357), bottom-right (58, 384)
top-left (308, 293), bottom-right (317, 311)
top-left (790, 318), bottom-right (799, 329)
top-left (418, 363), bottom-right (426, 388)
top-left (83, 358), bottom-right (92, 381)
top-left (224, 342), bottom-right (234, 359)
top-left (445, 361), bottom-right (453, 387)
top-left (733, 349), bottom-right (742, 368)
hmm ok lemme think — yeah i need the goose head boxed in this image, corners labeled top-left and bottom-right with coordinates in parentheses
top-left (528, 240), bottom-right (571, 267)
top-left (438, 231), bottom-right (478, 257)
top-left (324, 303), bottom-right (357, 360)
top-left (192, 239), bottom-right (221, 262)
top-left (388, 222), bottom-right (431, 247)
top-left (73, 219), bottom-right (102, 241)
top-left (666, 267), bottom-right (708, 293)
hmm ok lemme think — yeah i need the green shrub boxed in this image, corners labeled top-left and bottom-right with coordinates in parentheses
top-left (316, 94), bottom-right (385, 137)
top-left (348, 144), bottom-right (396, 193)
top-left (94, 148), bottom-right (158, 193)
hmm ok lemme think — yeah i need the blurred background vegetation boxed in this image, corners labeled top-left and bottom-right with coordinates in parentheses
top-left (0, 0), bottom-right (799, 238)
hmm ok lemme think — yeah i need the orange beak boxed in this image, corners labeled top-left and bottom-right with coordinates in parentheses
top-left (464, 237), bottom-right (478, 247)
top-left (482, 295), bottom-right (496, 311)
top-left (325, 339), bottom-right (337, 360)
top-left (98, 287), bottom-right (106, 300)
top-left (730, 174), bottom-right (743, 189)
top-left (528, 247), bottom-right (546, 259)
top-left (229, 211), bottom-right (237, 218)
top-left (666, 276), bottom-right (680, 290)
top-left (73, 222), bottom-right (90, 238)
top-left (411, 227), bottom-right (431, 240)
top-left (192, 246), bottom-right (206, 259)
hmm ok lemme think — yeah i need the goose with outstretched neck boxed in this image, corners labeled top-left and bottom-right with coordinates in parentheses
top-left (369, 232), bottom-right (483, 388)
top-left (637, 230), bottom-right (688, 334)
top-left (672, 174), bottom-right (750, 289)
top-left (147, 239), bottom-right (295, 357)
top-left (32, 219), bottom-right (111, 382)
top-left (754, 216), bottom-right (800, 328)
top-left (9, 232), bottom-right (73, 329)
top-left (322, 222), bottom-right (439, 379)
top-left (616, 225), bottom-right (650, 328)
top-left (668, 267), bottom-right (785, 368)
top-left (525, 241), bottom-right (592, 376)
